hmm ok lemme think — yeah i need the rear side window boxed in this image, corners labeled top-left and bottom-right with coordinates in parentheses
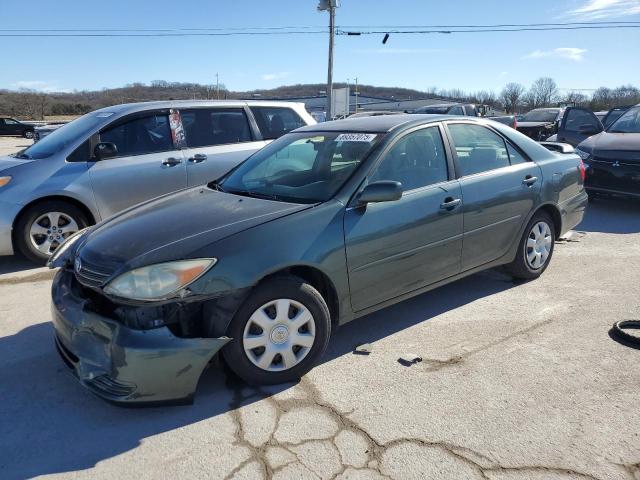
top-left (181, 108), bottom-right (252, 148)
top-left (506, 143), bottom-right (527, 164)
top-left (564, 109), bottom-right (599, 132)
top-left (449, 106), bottom-right (465, 116)
top-left (100, 114), bottom-right (173, 157)
top-left (448, 123), bottom-right (510, 176)
top-left (464, 105), bottom-right (476, 116)
top-left (250, 107), bottom-right (306, 140)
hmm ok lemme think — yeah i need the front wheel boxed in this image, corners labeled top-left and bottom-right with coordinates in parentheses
top-left (222, 276), bottom-right (331, 385)
top-left (23, 130), bottom-right (34, 139)
top-left (506, 211), bottom-right (555, 280)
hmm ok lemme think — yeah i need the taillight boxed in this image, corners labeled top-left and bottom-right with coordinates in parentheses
top-left (579, 159), bottom-right (586, 181)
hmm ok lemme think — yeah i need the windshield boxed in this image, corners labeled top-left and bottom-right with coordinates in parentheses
top-left (219, 132), bottom-right (382, 204)
top-left (521, 109), bottom-right (560, 123)
top-left (608, 107), bottom-right (640, 133)
top-left (17, 111), bottom-right (112, 159)
top-left (603, 108), bottom-right (628, 129)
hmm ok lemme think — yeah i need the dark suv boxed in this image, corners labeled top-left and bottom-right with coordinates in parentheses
top-left (0, 117), bottom-right (34, 138)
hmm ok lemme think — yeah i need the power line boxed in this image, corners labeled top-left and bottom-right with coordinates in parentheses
top-left (338, 25), bottom-right (640, 35)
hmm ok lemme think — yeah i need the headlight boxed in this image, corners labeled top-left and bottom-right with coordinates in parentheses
top-left (0, 176), bottom-right (12, 188)
top-left (47, 227), bottom-right (89, 269)
top-left (103, 259), bottom-right (217, 301)
top-left (575, 148), bottom-right (591, 160)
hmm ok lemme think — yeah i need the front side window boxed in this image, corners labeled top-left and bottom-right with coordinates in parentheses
top-left (181, 108), bottom-right (252, 148)
top-left (608, 107), bottom-right (640, 134)
top-left (5, 118), bottom-right (19, 125)
top-left (564, 109), bottom-right (599, 132)
top-left (220, 132), bottom-right (381, 203)
top-left (100, 114), bottom-right (173, 157)
top-left (250, 107), bottom-right (306, 140)
top-left (448, 123), bottom-right (510, 176)
top-left (369, 127), bottom-right (448, 191)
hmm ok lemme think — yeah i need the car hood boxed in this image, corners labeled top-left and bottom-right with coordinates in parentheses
top-left (0, 155), bottom-right (33, 173)
top-left (579, 132), bottom-right (640, 161)
top-left (517, 121), bottom-right (555, 129)
top-left (79, 186), bottom-right (312, 269)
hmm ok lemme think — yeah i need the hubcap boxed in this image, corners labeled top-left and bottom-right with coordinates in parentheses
top-left (29, 211), bottom-right (79, 256)
top-left (242, 298), bottom-right (316, 372)
top-left (525, 221), bottom-right (552, 269)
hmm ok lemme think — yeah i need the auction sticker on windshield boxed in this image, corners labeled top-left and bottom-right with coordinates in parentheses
top-left (335, 133), bottom-right (377, 142)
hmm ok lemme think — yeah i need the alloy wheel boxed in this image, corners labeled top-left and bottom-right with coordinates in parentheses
top-left (29, 211), bottom-right (80, 256)
top-left (525, 221), bottom-right (552, 269)
top-left (242, 298), bottom-right (316, 371)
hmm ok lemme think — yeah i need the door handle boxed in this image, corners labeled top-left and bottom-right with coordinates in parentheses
top-left (522, 175), bottom-right (538, 186)
top-left (440, 197), bottom-right (462, 210)
top-left (188, 153), bottom-right (207, 163)
top-left (162, 157), bottom-right (182, 167)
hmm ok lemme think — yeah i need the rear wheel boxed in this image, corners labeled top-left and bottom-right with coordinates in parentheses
top-left (15, 201), bottom-right (89, 264)
top-left (23, 130), bottom-right (34, 139)
top-left (506, 211), bottom-right (555, 280)
top-left (222, 276), bottom-right (331, 385)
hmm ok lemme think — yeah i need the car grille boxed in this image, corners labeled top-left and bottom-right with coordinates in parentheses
top-left (87, 375), bottom-right (136, 398)
top-left (74, 257), bottom-right (114, 288)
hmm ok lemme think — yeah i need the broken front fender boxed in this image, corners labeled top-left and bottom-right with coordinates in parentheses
top-left (51, 269), bottom-right (231, 405)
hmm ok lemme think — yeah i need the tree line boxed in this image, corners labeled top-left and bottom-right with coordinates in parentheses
top-left (1, 78), bottom-right (638, 120)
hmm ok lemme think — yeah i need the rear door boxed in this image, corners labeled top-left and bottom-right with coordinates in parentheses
top-left (557, 107), bottom-right (603, 146)
top-left (181, 107), bottom-right (266, 186)
top-left (344, 125), bottom-right (463, 311)
top-left (2, 118), bottom-right (22, 135)
top-left (445, 122), bottom-right (542, 271)
top-left (88, 110), bottom-right (187, 219)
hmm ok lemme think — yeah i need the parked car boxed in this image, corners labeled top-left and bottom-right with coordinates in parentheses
top-left (0, 100), bottom-right (315, 263)
top-left (33, 122), bottom-right (66, 142)
top-left (413, 103), bottom-right (483, 116)
top-left (574, 104), bottom-right (640, 199)
top-left (518, 107), bottom-right (603, 146)
top-left (348, 110), bottom-right (403, 118)
top-left (49, 114), bottom-right (587, 405)
top-left (0, 117), bottom-right (34, 138)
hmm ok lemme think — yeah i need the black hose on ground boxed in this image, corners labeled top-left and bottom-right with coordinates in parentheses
top-left (609, 320), bottom-right (640, 349)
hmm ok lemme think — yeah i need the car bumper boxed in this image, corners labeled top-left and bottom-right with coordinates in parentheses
top-left (559, 190), bottom-right (588, 235)
top-left (51, 269), bottom-right (231, 406)
top-left (0, 200), bottom-right (22, 256)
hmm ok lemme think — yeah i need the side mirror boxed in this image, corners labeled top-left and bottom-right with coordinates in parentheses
top-left (578, 124), bottom-right (602, 135)
top-left (93, 142), bottom-right (118, 161)
top-left (357, 181), bottom-right (403, 205)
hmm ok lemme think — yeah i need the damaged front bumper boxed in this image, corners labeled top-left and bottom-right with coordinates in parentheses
top-left (51, 269), bottom-right (231, 406)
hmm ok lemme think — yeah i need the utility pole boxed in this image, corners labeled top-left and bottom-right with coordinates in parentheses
top-left (318, 0), bottom-right (339, 120)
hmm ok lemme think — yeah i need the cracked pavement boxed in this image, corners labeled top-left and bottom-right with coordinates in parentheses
top-left (1, 197), bottom-right (640, 480)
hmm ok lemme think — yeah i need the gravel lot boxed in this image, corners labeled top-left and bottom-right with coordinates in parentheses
top-left (0, 136), bottom-right (639, 480)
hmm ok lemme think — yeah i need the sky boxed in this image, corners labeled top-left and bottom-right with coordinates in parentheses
top-left (1, 0), bottom-right (639, 95)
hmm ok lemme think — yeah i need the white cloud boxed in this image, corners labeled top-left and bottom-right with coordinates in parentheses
top-left (523, 47), bottom-right (587, 61)
top-left (9, 80), bottom-right (69, 93)
top-left (351, 48), bottom-right (445, 55)
top-left (261, 72), bottom-right (290, 81)
top-left (568, 0), bottom-right (640, 19)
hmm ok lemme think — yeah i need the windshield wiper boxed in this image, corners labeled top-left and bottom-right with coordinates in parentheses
top-left (225, 188), bottom-right (282, 201)
top-left (13, 151), bottom-right (30, 159)
top-left (208, 180), bottom-right (226, 193)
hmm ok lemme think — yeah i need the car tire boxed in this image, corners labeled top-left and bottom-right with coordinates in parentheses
top-left (23, 130), bottom-right (34, 139)
top-left (222, 276), bottom-right (331, 385)
top-left (15, 201), bottom-right (89, 264)
top-left (506, 211), bottom-right (555, 280)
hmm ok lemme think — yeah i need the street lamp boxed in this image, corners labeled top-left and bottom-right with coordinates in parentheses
top-left (318, 0), bottom-right (339, 120)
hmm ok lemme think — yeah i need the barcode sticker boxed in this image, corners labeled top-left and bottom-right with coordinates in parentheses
top-left (335, 133), bottom-right (377, 142)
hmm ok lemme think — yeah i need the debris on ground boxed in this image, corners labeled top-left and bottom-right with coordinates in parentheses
top-left (398, 353), bottom-right (422, 366)
top-left (354, 343), bottom-right (373, 355)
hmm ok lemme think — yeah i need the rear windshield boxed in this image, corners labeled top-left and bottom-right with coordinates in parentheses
top-left (16, 112), bottom-right (111, 159)
top-left (416, 106), bottom-right (450, 114)
top-left (521, 110), bottom-right (560, 123)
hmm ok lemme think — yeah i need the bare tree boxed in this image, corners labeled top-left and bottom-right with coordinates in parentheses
top-left (562, 91), bottom-right (589, 107)
top-left (474, 90), bottom-right (497, 107)
top-left (526, 77), bottom-right (558, 109)
top-left (500, 82), bottom-right (525, 113)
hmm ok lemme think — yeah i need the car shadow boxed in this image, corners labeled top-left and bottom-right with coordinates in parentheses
top-left (0, 269), bottom-right (517, 479)
top-left (578, 196), bottom-right (640, 234)
top-left (0, 255), bottom-right (39, 275)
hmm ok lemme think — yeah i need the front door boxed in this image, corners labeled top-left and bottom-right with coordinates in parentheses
top-left (445, 122), bottom-right (542, 270)
top-left (557, 107), bottom-right (603, 146)
top-left (180, 107), bottom-right (267, 186)
top-left (88, 111), bottom-right (187, 219)
top-left (345, 125), bottom-right (463, 312)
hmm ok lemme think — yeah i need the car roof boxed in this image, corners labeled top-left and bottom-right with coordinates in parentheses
top-left (295, 114), bottom-right (453, 133)
top-left (92, 99), bottom-right (307, 115)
